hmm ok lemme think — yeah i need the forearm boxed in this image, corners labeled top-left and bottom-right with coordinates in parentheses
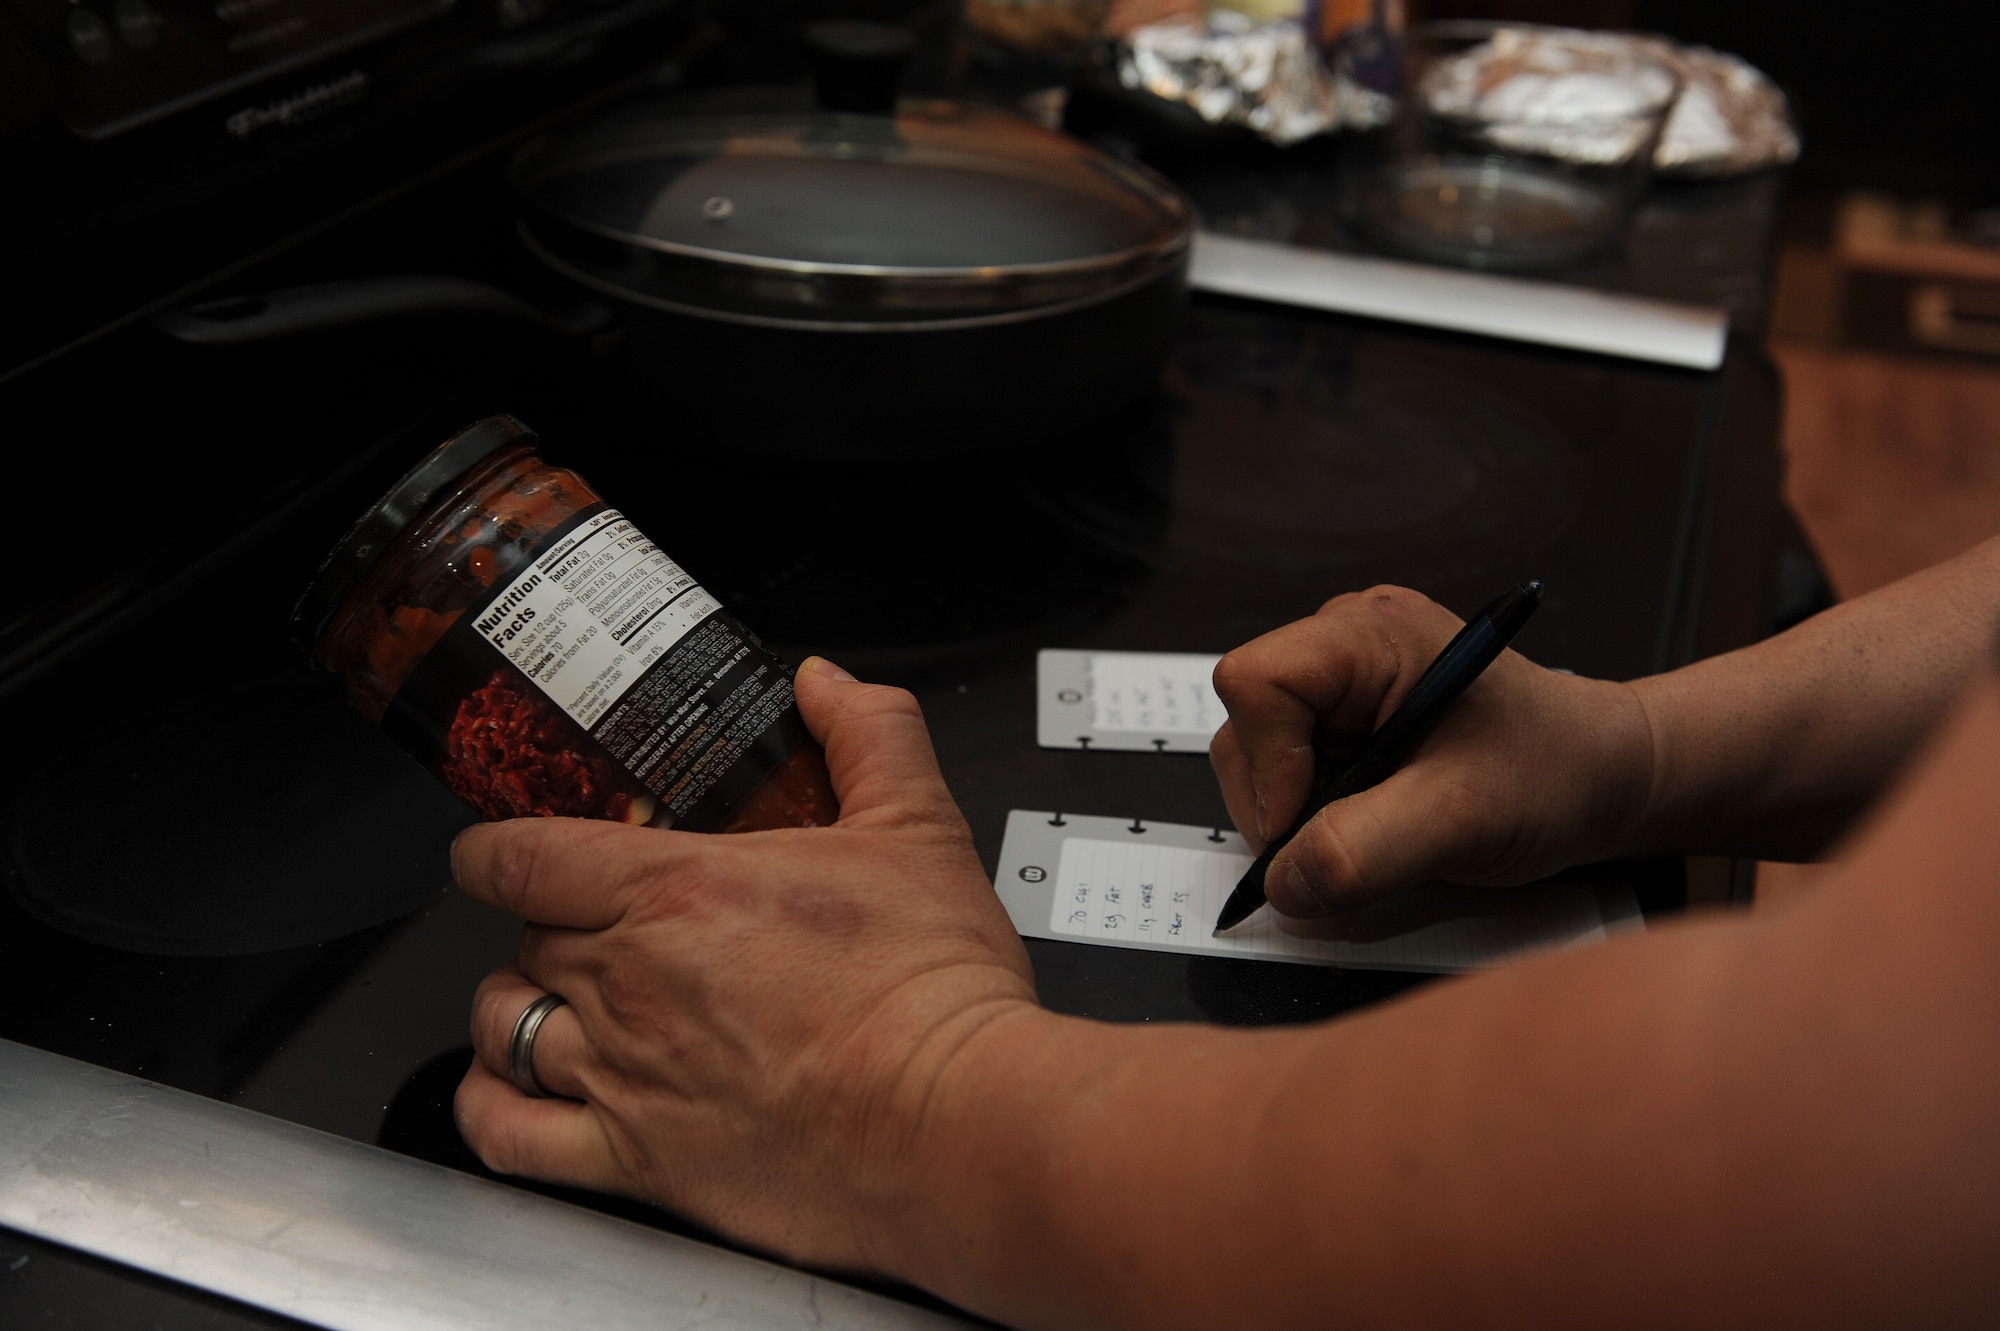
top-left (882, 1007), bottom-right (1306, 1330)
top-left (885, 974), bottom-right (1737, 1330)
top-left (880, 682), bottom-right (2000, 1329)
top-left (1624, 533), bottom-right (2000, 860)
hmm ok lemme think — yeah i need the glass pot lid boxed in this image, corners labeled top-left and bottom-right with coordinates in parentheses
top-left (508, 100), bottom-right (1195, 330)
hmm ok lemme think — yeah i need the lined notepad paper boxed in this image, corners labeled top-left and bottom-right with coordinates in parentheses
top-left (997, 811), bottom-right (1638, 973)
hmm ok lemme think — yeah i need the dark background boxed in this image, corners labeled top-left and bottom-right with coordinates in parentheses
top-left (3, 0), bottom-right (1991, 385)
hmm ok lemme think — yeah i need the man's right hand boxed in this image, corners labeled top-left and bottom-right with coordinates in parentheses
top-left (1209, 585), bottom-right (1657, 915)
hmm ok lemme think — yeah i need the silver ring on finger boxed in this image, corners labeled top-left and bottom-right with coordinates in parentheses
top-left (507, 992), bottom-right (569, 1099)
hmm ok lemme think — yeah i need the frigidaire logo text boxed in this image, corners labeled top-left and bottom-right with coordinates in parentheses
top-left (478, 575), bottom-right (543, 642)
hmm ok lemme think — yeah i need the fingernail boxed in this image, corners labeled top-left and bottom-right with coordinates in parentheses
top-left (803, 655), bottom-right (856, 682)
top-left (1252, 788), bottom-right (1270, 843)
top-left (1271, 860), bottom-right (1333, 915)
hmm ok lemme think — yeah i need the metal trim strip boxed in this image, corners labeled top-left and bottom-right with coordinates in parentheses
top-left (0, 1039), bottom-right (966, 1331)
top-left (1189, 231), bottom-right (1729, 370)
top-left (518, 220), bottom-right (1186, 333)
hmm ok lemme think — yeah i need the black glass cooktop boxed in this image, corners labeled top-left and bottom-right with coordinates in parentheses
top-left (0, 103), bottom-right (1776, 1268)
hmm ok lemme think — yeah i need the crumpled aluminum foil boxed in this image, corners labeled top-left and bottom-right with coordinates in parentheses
top-left (1420, 27), bottom-right (1676, 165)
top-left (1116, 11), bottom-right (1385, 146)
top-left (1116, 16), bottom-right (1797, 171)
top-left (1421, 27), bottom-right (1798, 175)
top-left (1634, 36), bottom-right (1801, 176)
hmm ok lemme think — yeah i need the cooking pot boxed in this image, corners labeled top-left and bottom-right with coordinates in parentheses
top-left (156, 28), bottom-right (1195, 458)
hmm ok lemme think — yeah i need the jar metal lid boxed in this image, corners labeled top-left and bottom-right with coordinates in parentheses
top-left (290, 415), bottom-right (536, 657)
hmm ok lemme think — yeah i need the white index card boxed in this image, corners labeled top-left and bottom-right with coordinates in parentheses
top-left (1037, 650), bottom-right (1226, 753)
top-left (995, 810), bottom-right (1640, 974)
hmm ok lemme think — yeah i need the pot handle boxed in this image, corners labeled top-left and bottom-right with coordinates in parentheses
top-left (152, 276), bottom-right (607, 345)
top-left (804, 20), bottom-right (916, 115)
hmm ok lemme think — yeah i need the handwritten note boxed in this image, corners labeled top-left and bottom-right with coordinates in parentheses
top-left (1088, 652), bottom-right (1225, 738)
top-left (1046, 834), bottom-right (1621, 972)
top-left (1037, 651), bottom-right (1227, 752)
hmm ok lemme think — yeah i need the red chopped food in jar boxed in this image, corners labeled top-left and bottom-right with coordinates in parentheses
top-left (443, 667), bottom-right (653, 825)
top-left (293, 415), bottom-right (837, 834)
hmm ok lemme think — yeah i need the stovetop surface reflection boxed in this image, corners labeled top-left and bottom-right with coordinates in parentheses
top-left (0, 122), bottom-right (1737, 1271)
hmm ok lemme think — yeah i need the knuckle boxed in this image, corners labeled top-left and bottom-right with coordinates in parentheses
top-left (1299, 811), bottom-right (1371, 901)
top-left (454, 1080), bottom-right (515, 1174)
top-left (1315, 587), bottom-right (1369, 617)
top-left (515, 923), bottom-right (571, 986)
top-left (470, 973), bottom-right (516, 1038)
top-left (1211, 646), bottom-right (1251, 683)
top-left (1324, 583), bottom-right (1426, 625)
top-left (1208, 721), bottom-right (1241, 773)
top-left (1361, 582), bottom-right (1418, 608)
top-left (871, 683), bottom-right (923, 715)
top-left (1209, 649), bottom-right (1260, 702)
top-left (839, 682), bottom-right (923, 723)
top-left (592, 943), bottom-right (662, 1027)
top-left (470, 1116), bottom-right (527, 1176)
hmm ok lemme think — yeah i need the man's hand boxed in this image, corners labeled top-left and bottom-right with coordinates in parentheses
top-left (1209, 586), bottom-right (1656, 914)
top-left (451, 658), bottom-right (1038, 1272)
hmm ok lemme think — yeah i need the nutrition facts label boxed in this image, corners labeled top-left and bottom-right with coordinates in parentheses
top-left (471, 509), bottom-right (721, 730)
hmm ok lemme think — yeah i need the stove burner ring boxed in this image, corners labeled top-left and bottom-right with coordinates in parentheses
top-left (4, 674), bottom-right (473, 957)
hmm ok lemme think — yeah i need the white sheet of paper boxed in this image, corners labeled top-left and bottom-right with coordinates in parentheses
top-left (996, 811), bottom-right (1639, 973)
top-left (1036, 650), bottom-right (1225, 752)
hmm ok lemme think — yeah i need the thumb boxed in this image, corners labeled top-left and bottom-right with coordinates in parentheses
top-left (792, 657), bottom-right (959, 825)
top-left (1264, 768), bottom-right (1480, 914)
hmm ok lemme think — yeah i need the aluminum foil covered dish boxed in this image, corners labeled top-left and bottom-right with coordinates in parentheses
top-left (1633, 36), bottom-right (1802, 175)
top-left (1116, 10), bottom-right (1389, 146)
top-left (1421, 26), bottom-right (1799, 175)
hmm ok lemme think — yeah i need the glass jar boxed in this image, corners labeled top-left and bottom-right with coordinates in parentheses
top-left (293, 415), bottom-right (836, 833)
top-left (1340, 22), bottom-right (1680, 270)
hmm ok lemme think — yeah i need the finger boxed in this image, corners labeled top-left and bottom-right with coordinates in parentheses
top-left (469, 963), bottom-right (594, 1102)
top-left (514, 922), bottom-right (630, 1014)
top-left (455, 1059), bottom-right (626, 1194)
top-left (1209, 641), bottom-right (1328, 841)
top-left (1212, 588), bottom-right (1462, 840)
top-left (793, 658), bottom-right (960, 824)
top-left (453, 816), bottom-right (667, 928)
top-left (1265, 767), bottom-right (1478, 913)
top-left (1208, 720), bottom-right (1268, 852)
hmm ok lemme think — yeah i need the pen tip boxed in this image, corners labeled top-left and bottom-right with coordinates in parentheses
top-left (1524, 579), bottom-right (1544, 598)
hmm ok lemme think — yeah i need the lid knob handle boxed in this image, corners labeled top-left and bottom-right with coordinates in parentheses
top-left (804, 20), bottom-right (917, 115)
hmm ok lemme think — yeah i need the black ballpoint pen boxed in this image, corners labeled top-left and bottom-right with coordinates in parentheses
top-left (1212, 579), bottom-right (1545, 934)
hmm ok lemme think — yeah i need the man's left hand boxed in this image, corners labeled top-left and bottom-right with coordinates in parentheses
top-left (453, 658), bottom-right (1038, 1272)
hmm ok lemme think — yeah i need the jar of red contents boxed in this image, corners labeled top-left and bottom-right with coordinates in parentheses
top-left (292, 415), bottom-right (836, 833)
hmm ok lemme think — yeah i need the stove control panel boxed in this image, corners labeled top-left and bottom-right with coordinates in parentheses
top-left (17, 0), bottom-right (456, 139)
top-left (3, 0), bottom-right (687, 143)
